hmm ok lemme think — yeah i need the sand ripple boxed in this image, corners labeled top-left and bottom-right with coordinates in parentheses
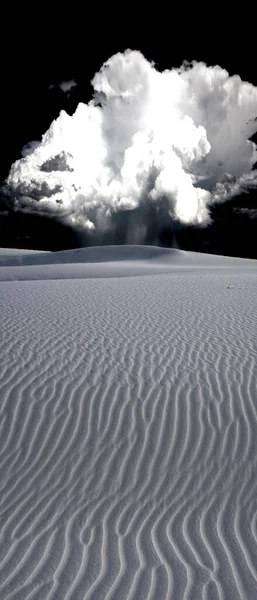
top-left (0, 249), bottom-right (257, 598)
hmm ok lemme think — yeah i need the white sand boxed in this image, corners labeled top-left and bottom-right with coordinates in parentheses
top-left (0, 246), bottom-right (257, 599)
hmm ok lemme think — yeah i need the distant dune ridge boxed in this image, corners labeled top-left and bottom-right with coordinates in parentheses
top-left (0, 246), bottom-right (257, 599)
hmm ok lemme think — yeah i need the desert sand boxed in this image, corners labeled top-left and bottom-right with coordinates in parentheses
top-left (0, 246), bottom-right (257, 599)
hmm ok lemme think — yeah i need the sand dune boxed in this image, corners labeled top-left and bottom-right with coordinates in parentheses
top-left (0, 246), bottom-right (255, 282)
top-left (0, 246), bottom-right (257, 599)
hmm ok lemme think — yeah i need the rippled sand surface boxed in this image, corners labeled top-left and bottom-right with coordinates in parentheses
top-left (1, 246), bottom-right (257, 599)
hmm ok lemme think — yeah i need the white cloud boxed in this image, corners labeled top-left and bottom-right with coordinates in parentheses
top-left (5, 50), bottom-right (257, 243)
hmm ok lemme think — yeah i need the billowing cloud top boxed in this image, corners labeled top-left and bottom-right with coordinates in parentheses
top-left (4, 50), bottom-right (257, 243)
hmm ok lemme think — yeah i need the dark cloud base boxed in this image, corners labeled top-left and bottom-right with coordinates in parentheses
top-left (1, 190), bottom-right (257, 259)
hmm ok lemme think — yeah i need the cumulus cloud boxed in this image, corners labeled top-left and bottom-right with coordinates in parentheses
top-left (4, 50), bottom-right (257, 243)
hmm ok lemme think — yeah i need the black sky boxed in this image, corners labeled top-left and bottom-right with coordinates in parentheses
top-left (2, 11), bottom-right (256, 180)
top-left (1, 11), bottom-right (256, 255)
